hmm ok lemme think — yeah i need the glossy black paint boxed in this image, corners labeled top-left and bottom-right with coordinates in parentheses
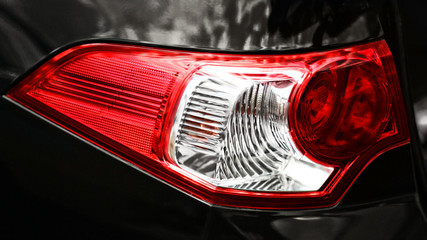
top-left (397, 0), bottom-right (427, 216)
top-left (0, 0), bottom-right (383, 90)
top-left (207, 197), bottom-right (426, 240)
top-left (0, 97), bottom-right (209, 239)
top-left (0, 0), bottom-right (425, 239)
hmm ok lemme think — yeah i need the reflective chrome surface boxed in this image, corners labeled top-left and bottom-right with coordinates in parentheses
top-left (170, 65), bottom-right (332, 191)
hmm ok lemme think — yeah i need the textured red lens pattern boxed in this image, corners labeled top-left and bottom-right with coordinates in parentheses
top-left (7, 41), bottom-right (409, 209)
top-left (15, 51), bottom-right (182, 157)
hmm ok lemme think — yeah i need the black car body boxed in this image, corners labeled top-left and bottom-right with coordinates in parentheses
top-left (1, 0), bottom-right (427, 239)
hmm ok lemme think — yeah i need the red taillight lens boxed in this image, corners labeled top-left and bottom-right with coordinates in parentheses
top-left (291, 54), bottom-right (394, 161)
top-left (13, 50), bottom-right (182, 159)
top-left (7, 40), bottom-right (409, 209)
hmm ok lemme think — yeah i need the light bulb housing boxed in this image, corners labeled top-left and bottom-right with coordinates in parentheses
top-left (6, 40), bottom-right (409, 209)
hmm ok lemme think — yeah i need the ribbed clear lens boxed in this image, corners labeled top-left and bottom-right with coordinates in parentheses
top-left (169, 66), bottom-right (333, 192)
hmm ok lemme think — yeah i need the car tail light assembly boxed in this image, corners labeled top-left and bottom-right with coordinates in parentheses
top-left (6, 40), bottom-right (409, 209)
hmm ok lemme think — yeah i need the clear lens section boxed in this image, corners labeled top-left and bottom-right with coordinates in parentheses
top-left (169, 66), bottom-right (333, 191)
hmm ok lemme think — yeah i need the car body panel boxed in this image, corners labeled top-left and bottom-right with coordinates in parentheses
top-left (0, 0), bottom-right (426, 239)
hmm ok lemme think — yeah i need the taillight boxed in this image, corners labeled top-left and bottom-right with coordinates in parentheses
top-left (6, 40), bottom-right (409, 209)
